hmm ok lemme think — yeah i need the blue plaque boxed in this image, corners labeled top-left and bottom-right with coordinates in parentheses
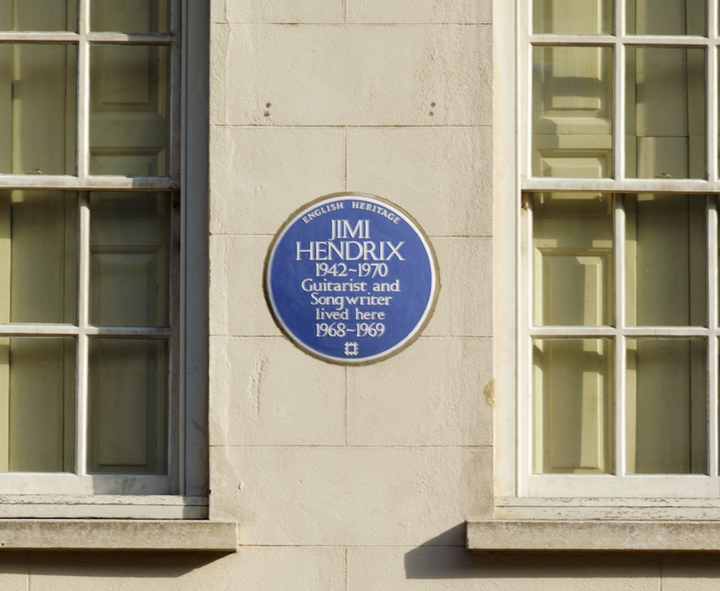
top-left (265, 193), bottom-right (439, 364)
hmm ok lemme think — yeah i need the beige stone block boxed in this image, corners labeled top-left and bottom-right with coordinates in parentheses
top-left (209, 127), bottom-right (346, 235)
top-left (221, 24), bottom-right (491, 126)
top-left (349, 547), bottom-right (659, 591)
top-left (209, 336), bottom-right (346, 446)
top-left (464, 446), bottom-right (493, 520)
top-left (347, 337), bottom-right (492, 446)
top-left (226, 0), bottom-right (343, 23)
top-left (347, 127), bottom-right (492, 237)
top-left (210, 0), bottom-right (226, 23)
top-left (210, 445), bottom-right (480, 545)
top-left (424, 238), bottom-right (492, 337)
top-left (30, 547), bottom-right (344, 591)
top-left (347, 0), bottom-right (491, 24)
top-left (209, 235), bottom-right (280, 336)
top-left (209, 24), bottom-right (230, 126)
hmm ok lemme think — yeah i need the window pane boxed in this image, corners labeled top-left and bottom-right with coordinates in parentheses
top-left (89, 193), bottom-right (170, 327)
top-left (533, 339), bottom-right (613, 474)
top-left (88, 338), bottom-right (168, 474)
top-left (625, 194), bottom-right (706, 326)
top-left (0, 45), bottom-right (77, 176)
top-left (532, 46), bottom-right (612, 178)
top-left (0, 337), bottom-right (75, 473)
top-left (627, 0), bottom-right (705, 35)
top-left (626, 339), bottom-right (706, 474)
top-left (534, 0), bottom-right (612, 34)
top-left (533, 192), bottom-right (612, 326)
top-left (89, 45), bottom-right (170, 176)
top-left (0, 191), bottom-right (77, 324)
top-left (91, 0), bottom-right (168, 32)
top-left (0, 0), bottom-right (76, 32)
top-left (626, 47), bottom-right (705, 179)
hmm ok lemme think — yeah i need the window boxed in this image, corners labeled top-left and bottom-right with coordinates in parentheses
top-left (499, 0), bottom-right (720, 508)
top-left (0, 0), bottom-right (207, 512)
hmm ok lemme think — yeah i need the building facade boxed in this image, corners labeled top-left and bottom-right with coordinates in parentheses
top-left (0, 0), bottom-right (715, 588)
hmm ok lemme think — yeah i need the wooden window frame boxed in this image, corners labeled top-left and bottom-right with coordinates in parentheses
top-left (0, 0), bottom-right (209, 518)
top-left (495, 0), bottom-right (720, 518)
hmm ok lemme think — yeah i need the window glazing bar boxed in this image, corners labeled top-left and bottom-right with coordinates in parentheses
top-left (709, 0), bottom-right (719, 182)
top-left (169, 26), bottom-right (181, 179)
top-left (708, 197), bottom-right (718, 477)
top-left (530, 35), bottom-right (713, 46)
top-left (0, 176), bottom-right (178, 190)
top-left (75, 191), bottom-right (90, 477)
top-left (0, 32), bottom-right (79, 42)
top-left (530, 326), bottom-right (712, 337)
top-left (529, 35), bottom-right (617, 44)
top-left (523, 178), bottom-right (720, 192)
top-left (614, 194), bottom-right (626, 476)
top-left (614, 25), bottom-right (625, 181)
top-left (77, 0), bottom-right (90, 181)
top-left (0, 325), bottom-right (172, 337)
top-left (87, 33), bottom-right (174, 44)
top-left (0, 32), bottom-right (172, 44)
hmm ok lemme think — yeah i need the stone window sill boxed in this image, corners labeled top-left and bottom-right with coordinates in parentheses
top-left (467, 520), bottom-right (720, 552)
top-left (0, 520), bottom-right (238, 551)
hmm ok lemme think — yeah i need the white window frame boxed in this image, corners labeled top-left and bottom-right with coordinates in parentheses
top-left (495, 0), bottom-right (720, 519)
top-left (0, 0), bottom-right (209, 518)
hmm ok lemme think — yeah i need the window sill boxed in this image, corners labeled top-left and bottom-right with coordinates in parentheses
top-left (467, 520), bottom-right (720, 552)
top-left (0, 495), bottom-right (209, 519)
top-left (0, 519), bottom-right (237, 551)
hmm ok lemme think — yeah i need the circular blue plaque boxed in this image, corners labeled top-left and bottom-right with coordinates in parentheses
top-left (265, 193), bottom-right (439, 364)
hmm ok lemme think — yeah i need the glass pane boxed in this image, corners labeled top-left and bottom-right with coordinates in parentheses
top-left (88, 338), bottom-right (168, 474)
top-left (533, 46), bottom-right (612, 178)
top-left (0, 45), bottom-right (77, 175)
top-left (533, 339), bottom-right (613, 474)
top-left (626, 47), bottom-right (705, 179)
top-left (89, 193), bottom-right (170, 326)
top-left (626, 339), bottom-right (706, 474)
top-left (533, 192), bottom-right (613, 326)
top-left (89, 45), bottom-right (170, 176)
top-left (625, 194), bottom-right (706, 326)
top-left (91, 0), bottom-right (168, 32)
top-left (0, 337), bottom-right (75, 472)
top-left (0, 0), bottom-right (76, 31)
top-left (627, 0), bottom-right (705, 35)
top-left (0, 191), bottom-right (77, 324)
top-left (534, 0), bottom-right (612, 34)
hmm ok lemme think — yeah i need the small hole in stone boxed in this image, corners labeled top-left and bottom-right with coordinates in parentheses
top-left (429, 111), bottom-right (434, 116)
top-left (266, 103), bottom-right (272, 108)
top-left (264, 111), bottom-right (270, 117)
top-left (431, 102), bottom-right (436, 107)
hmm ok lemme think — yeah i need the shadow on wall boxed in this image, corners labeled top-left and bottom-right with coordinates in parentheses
top-left (3, 551), bottom-right (227, 578)
top-left (405, 523), bottom-right (720, 580)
